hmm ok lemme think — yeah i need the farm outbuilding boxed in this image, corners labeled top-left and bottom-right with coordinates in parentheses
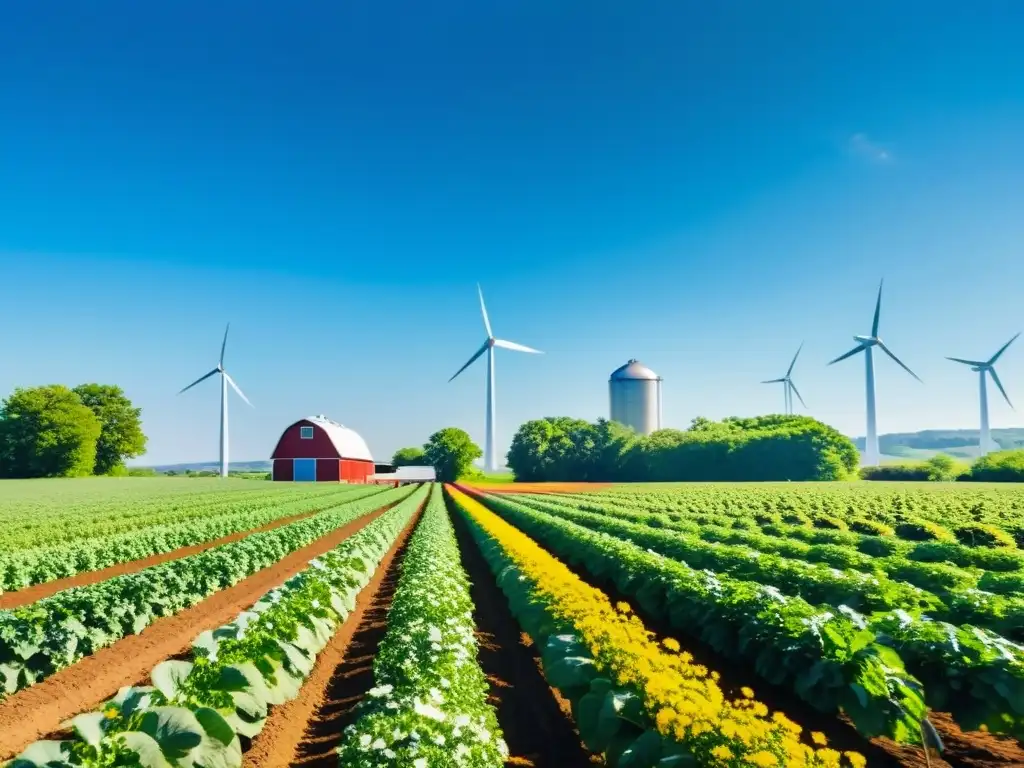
top-left (271, 415), bottom-right (375, 483)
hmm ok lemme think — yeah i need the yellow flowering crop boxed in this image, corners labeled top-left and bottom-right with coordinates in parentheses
top-left (449, 487), bottom-right (865, 768)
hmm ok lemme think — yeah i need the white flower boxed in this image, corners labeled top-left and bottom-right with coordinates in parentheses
top-left (369, 684), bottom-right (394, 697)
top-left (359, 734), bottom-right (371, 748)
top-left (413, 700), bottom-right (446, 722)
top-left (372, 737), bottom-right (386, 750)
top-left (414, 760), bottom-right (428, 768)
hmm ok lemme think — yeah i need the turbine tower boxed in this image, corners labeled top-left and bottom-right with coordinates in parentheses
top-left (828, 280), bottom-right (921, 467)
top-left (178, 323), bottom-right (253, 478)
top-left (762, 344), bottom-right (806, 415)
top-left (947, 333), bottom-right (1019, 455)
top-left (449, 285), bottom-right (542, 473)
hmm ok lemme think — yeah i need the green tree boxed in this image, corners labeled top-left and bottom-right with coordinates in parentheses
top-left (923, 453), bottom-right (961, 481)
top-left (963, 450), bottom-right (1024, 482)
top-left (72, 384), bottom-right (148, 475)
top-left (0, 385), bottom-right (102, 478)
top-left (391, 446), bottom-right (426, 467)
top-left (423, 427), bottom-right (482, 482)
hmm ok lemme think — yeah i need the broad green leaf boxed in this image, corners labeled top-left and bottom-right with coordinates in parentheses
top-left (116, 731), bottom-right (172, 768)
top-left (194, 707), bottom-right (236, 746)
top-left (545, 655), bottom-right (597, 691)
top-left (69, 712), bottom-right (106, 748)
top-left (138, 707), bottom-right (205, 759)
top-left (618, 729), bottom-right (665, 768)
top-left (151, 660), bottom-right (194, 701)
top-left (9, 740), bottom-right (74, 768)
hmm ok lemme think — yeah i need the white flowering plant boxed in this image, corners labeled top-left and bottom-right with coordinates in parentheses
top-left (336, 485), bottom-right (508, 767)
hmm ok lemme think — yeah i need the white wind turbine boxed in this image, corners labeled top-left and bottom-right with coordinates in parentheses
top-left (762, 343), bottom-right (806, 415)
top-left (449, 284), bottom-right (543, 472)
top-left (947, 333), bottom-right (1019, 455)
top-left (178, 323), bottom-right (253, 478)
top-left (828, 280), bottom-right (921, 467)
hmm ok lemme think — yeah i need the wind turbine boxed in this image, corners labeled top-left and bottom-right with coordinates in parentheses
top-left (828, 280), bottom-right (921, 467)
top-left (449, 285), bottom-right (543, 472)
top-left (178, 323), bottom-right (253, 478)
top-left (947, 333), bottom-right (1019, 455)
top-left (762, 343), bottom-right (806, 415)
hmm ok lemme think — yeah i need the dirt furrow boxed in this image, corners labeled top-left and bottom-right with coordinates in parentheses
top-left (0, 510), bottom-right (321, 609)
top-left (449, 502), bottom-right (592, 768)
top-left (242, 510), bottom-right (421, 768)
top-left (0, 504), bottom-right (394, 760)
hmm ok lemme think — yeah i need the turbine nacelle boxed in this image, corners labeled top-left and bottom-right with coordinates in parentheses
top-left (853, 335), bottom-right (878, 346)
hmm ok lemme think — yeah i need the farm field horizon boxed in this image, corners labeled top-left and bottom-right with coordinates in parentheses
top-left (0, 477), bottom-right (1021, 767)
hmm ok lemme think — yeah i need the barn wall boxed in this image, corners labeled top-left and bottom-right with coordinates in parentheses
top-left (271, 421), bottom-right (340, 460)
top-left (316, 459), bottom-right (341, 482)
top-left (272, 459), bottom-right (294, 481)
top-left (341, 459), bottom-right (374, 483)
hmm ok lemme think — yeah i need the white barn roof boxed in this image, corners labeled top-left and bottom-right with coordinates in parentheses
top-left (306, 415), bottom-right (374, 462)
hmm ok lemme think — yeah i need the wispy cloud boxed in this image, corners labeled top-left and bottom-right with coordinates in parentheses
top-left (848, 133), bottom-right (892, 163)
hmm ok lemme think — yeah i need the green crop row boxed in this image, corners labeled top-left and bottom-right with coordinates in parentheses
top-left (0, 484), bottom-right (414, 699)
top-left (479, 492), bottom-right (1024, 742)
top-left (0, 487), bottom-right (381, 593)
top-left (6, 484), bottom-right (430, 768)
top-left (336, 484), bottom-right (508, 766)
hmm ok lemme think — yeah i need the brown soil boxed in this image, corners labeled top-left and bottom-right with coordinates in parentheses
top-left (0, 504), bottom-right (394, 761)
top-left (450, 500), bottom-right (593, 768)
top-left (0, 510), bottom-right (320, 610)
top-left (243, 508), bottom-right (421, 768)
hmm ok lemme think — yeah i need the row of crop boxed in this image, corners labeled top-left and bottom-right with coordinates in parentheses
top-left (574, 486), bottom-right (1024, 541)
top-left (477, 490), bottom-right (1024, 742)
top-left (0, 487), bottom-right (383, 593)
top-left (6, 484), bottom-right (431, 768)
top-left (448, 487), bottom-right (865, 767)
top-left (510, 494), bottom-right (1024, 638)
top-left (335, 484), bottom-right (509, 765)
top-left (0, 485), bottom-right (359, 554)
top-left (542, 492), bottom-right (1024, 572)
top-left (0, 484), bottom-right (415, 699)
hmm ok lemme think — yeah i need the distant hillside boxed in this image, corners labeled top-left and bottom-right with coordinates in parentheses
top-left (141, 460), bottom-right (272, 474)
top-left (854, 429), bottom-right (1024, 460)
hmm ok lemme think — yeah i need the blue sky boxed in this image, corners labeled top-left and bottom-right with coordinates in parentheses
top-left (1, 1), bottom-right (1023, 466)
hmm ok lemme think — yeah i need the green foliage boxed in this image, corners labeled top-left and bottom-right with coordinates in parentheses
top-left (72, 384), bottom-right (148, 475)
top-left (963, 450), bottom-right (1024, 482)
top-left (953, 522), bottom-right (1017, 549)
top-left (0, 385), bottom-right (102, 478)
top-left (923, 453), bottom-right (964, 481)
top-left (506, 415), bottom-right (858, 482)
top-left (893, 519), bottom-right (957, 543)
top-left (859, 463), bottom-right (930, 481)
top-left (847, 518), bottom-right (896, 537)
top-left (423, 427), bottom-right (482, 482)
top-left (390, 446), bottom-right (426, 467)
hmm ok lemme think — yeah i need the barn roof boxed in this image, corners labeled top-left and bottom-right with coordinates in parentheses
top-left (305, 415), bottom-right (374, 462)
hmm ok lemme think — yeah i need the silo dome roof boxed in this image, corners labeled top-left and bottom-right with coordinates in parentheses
top-left (610, 359), bottom-right (660, 381)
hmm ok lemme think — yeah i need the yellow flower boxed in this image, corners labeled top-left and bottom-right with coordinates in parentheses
top-left (843, 752), bottom-right (867, 768)
top-left (741, 686), bottom-right (755, 699)
top-left (616, 601), bottom-right (632, 614)
top-left (810, 731), bottom-right (828, 746)
top-left (711, 745), bottom-right (734, 760)
top-left (103, 706), bottom-right (118, 720)
top-left (662, 637), bottom-right (681, 652)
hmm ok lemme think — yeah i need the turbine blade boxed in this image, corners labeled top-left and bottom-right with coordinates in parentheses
top-left (877, 341), bottom-right (922, 382)
top-left (828, 345), bottom-right (866, 365)
top-left (224, 372), bottom-right (253, 408)
top-left (786, 342), bottom-right (803, 377)
top-left (946, 356), bottom-right (985, 367)
top-left (220, 323), bottom-right (230, 366)
top-left (871, 279), bottom-right (883, 337)
top-left (178, 369), bottom-right (218, 395)
top-left (761, 378), bottom-right (786, 384)
top-left (494, 339), bottom-right (543, 354)
top-left (448, 341), bottom-right (489, 382)
top-left (789, 379), bottom-right (807, 408)
top-left (477, 284), bottom-right (493, 338)
top-left (988, 332), bottom-right (1021, 366)
top-left (989, 368), bottom-right (1014, 410)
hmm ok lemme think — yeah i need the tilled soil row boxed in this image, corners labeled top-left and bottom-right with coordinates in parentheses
top-left (0, 503), bottom-right (395, 760)
top-left (0, 509), bottom-right (321, 609)
top-left (449, 500), bottom-right (593, 768)
top-left (242, 508), bottom-right (422, 768)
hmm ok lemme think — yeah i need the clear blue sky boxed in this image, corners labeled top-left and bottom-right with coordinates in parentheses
top-left (1, 2), bottom-right (1023, 466)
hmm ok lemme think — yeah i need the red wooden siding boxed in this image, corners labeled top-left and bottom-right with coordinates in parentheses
top-left (273, 459), bottom-right (294, 481)
top-left (340, 459), bottom-right (374, 483)
top-left (271, 421), bottom-right (341, 460)
top-left (316, 459), bottom-right (341, 482)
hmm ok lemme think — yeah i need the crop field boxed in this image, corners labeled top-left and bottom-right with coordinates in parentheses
top-left (0, 479), bottom-right (1021, 768)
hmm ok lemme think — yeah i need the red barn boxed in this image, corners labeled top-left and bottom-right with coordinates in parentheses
top-left (271, 415), bottom-right (376, 483)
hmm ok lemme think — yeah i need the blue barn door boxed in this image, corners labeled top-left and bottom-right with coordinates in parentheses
top-left (293, 459), bottom-right (317, 482)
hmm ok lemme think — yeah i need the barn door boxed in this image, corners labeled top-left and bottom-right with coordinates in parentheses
top-left (293, 459), bottom-right (317, 481)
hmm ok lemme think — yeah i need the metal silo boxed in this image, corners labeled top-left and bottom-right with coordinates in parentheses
top-left (609, 359), bottom-right (663, 435)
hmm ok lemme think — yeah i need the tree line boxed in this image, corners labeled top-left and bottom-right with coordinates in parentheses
top-left (0, 385), bottom-right (148, 478)
top-left (861, 450), bottom-right (1024, 483)
top-left (505, 414), bottom-right (861, 482)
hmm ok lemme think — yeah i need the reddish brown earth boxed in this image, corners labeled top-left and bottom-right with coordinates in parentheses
top-left (0, 510), bottom-right (319, 610)
top-left (450, 506), bottom-right (594, 768)
top-left (0, 504), bottom-right (393, 761)
top-left (241, 509), bottom-right (421, 768)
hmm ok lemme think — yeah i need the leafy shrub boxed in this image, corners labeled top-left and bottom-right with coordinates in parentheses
top-left (977, 571), bottom-right (1024, 596)
top-left (887, 560), bottom-right (978, 593)
top-left (781, 511), bottom-right (811, 526)
top-left (848, 518), bottom-right (896, 537)
top-left (953, 523), bottom-right (1016, 549)
top-left (962, 450), bottom-right (1024, 482)
top-left (894, 519), bottom-right (956, 543)
top-left (857, 536), bottom-right (907, 558)
top-left (811, 514), bottom-right (848, 531)
top-left (860, 464), bottom-right (930, 481)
